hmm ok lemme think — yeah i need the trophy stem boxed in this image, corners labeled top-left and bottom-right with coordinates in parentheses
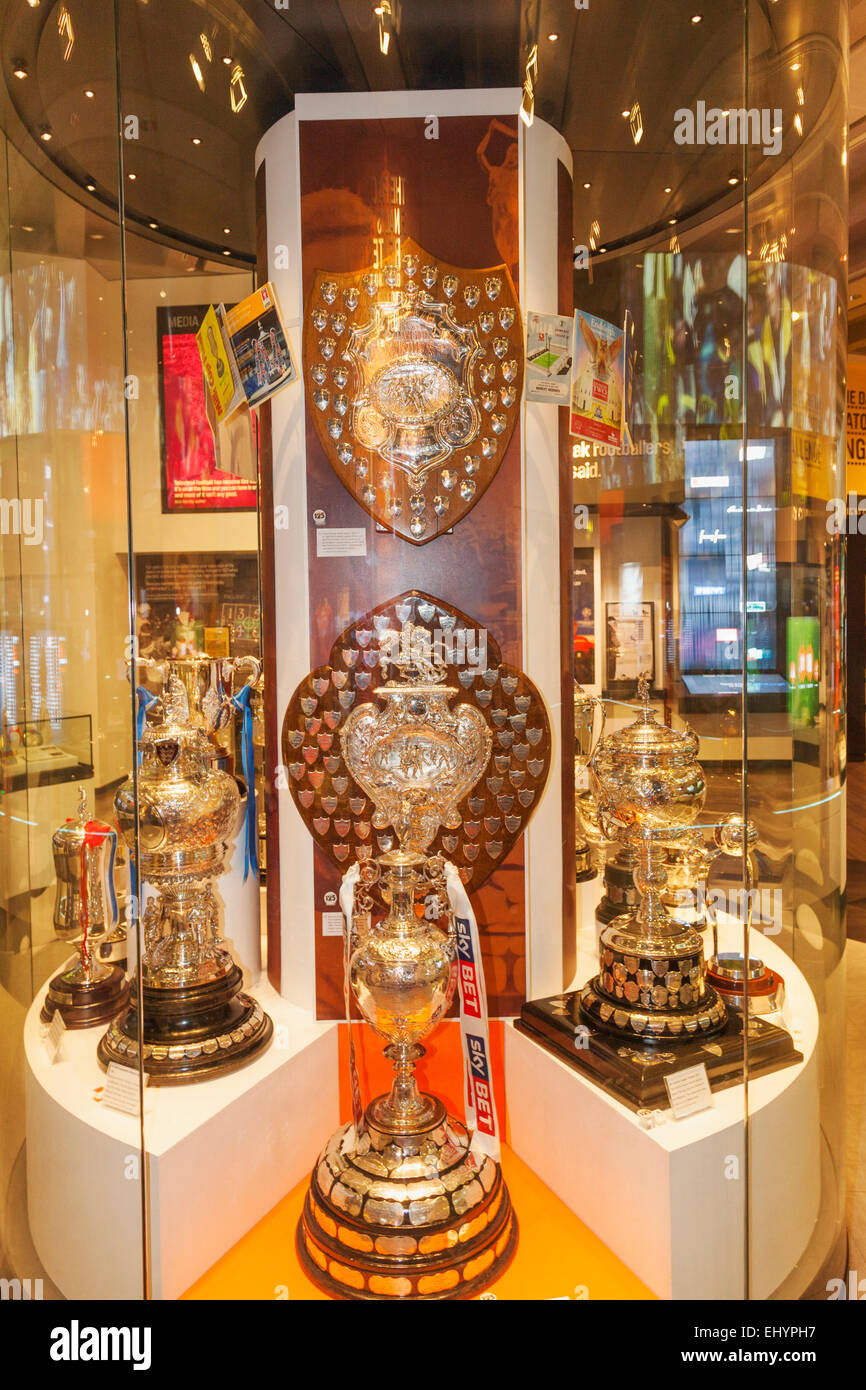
top-left (372, 1042), bottom-right (438, 1131)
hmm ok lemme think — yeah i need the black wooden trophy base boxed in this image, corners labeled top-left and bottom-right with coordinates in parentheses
top-left (97, 962), bottom-right (273, 1083)
top-left (40, 963), bottom-right (129, 1029)
top-left (515, 991), bottom-right (803, 1112)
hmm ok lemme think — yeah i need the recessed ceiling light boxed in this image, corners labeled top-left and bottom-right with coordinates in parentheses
top-left (13, 61), bottom-right (28, 79)
top-left (727, 173), bottom-right (740, 185)
top-left (86, 182), bottom-right (95, 192)
top-left (159, 290), bottom-right (167, 299)
top-left (222, 249), bottom-right (231, 256)
top-left (149, 221), bottom-right (158, 229)
top-left (790, 61), bottom-right (801, 71)
top-left (621, 109), bottom-right (630, 118)
top-left (583, 182), bottom-right (591, 189)
top-left (191, 136), bottom-right (202, 146)
top-left (84, 89), bottom-right (95, 98)
top-left (547, 32), bottom-right (559, 41)
top-left (691, 13), bottom-right (702, 23)
top-left (223, 226), bottom-right (231, 233)
top-left (40, 127), bottom-right (52, 142)
top-left (664, 185), bottom-right (672, 193)
top-left (89, 233), bottom-right (104, 240)
top-left (21, 225), bottom-right (34, 233)
top-left (668, 217), bottom-right (677, 224)
top-left (599, 247), bottom-right (608, 254)
top-left (222, 55), bottom-right (232, 65)
top-left (26, 0), bottom-right (40, 7)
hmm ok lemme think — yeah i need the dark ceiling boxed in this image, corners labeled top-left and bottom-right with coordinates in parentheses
top-left (0, 0), bottom-right (848, 281)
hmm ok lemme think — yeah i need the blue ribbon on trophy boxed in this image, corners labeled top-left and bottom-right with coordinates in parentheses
top-left (135, 686), bottom-right (159, 757)
top-left (231, 683), bottom-right (259, 882)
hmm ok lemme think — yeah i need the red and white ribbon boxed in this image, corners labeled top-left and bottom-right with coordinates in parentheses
top-left (338, 863), bottom-right (364, 1144)
top-left (444, 861), bottom-right (501, 1162)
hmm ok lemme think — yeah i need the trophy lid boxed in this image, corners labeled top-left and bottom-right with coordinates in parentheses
top-left (595, 675), bottom-right (700, 768)
top-left (138, 675), bottom-right (218, 761)
top-left (52, 786), bottom-right (112, 853)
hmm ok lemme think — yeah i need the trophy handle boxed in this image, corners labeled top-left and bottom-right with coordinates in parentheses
top-left (589, 698), bottom-right (607, 763)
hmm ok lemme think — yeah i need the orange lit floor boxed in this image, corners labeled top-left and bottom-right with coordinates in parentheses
top-left (182, 1022), bottom-right (653, 1301)
top-left (182, 1142), bottom-right (653, 1301)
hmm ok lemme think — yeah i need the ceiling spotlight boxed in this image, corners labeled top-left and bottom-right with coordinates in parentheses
top-left (691, 14), bottom-right (702, 23)
top-left (40, 126), bottom-right (53, 142)
top-left (629, 102), bottom-right (643, 145)
top-left (191, 136), bottom-right (202, 145)
top-left (20, 225), bottom-right (34, 233)
top-left (86, 182), bottom-right (95, 191)
top-left (547, 32), bottom-right (559, 42)
top-left (222, 249), bottom-right (231, 256)
top-left (668, 217), bottom-right (677, 225)
top-left (790, 61), bottom-right (801, 71)
top-left (664, 185), bottom-right (672, 193)
top-left (149, 221), bottom-right (158, 229)
top-left (84, 88), bottom-right (95, 98)
top-left (128, 172), bottom-right (136, 180)
top-left (223, 226), bottom-right (231, 233)
top-left (621, 109), bottom-right (630, 118)
top-left (58, 6), bottom-right (74, 61)
top-left (27, 0), bottom-right (40, 7)
top-left (727, 173), bottom-right (740, 185)
top-left (583, 181), bottom-right (591, 189)
top-left (12, 61), bottom-right (28, 79)
top-left (222, 55), bottom-right (232, 65)
top-left (376, 0), bottom-right (392, 54)
top-left (519, 43), bottom-right (538, 128)
top-left (229, 63), bottom-right (248, 114)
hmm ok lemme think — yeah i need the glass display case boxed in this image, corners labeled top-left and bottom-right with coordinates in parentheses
top-left (0, 0), bottom-right (850, 1311)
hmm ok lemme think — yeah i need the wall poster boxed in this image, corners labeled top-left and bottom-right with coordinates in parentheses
top-left (157, 304), bottom-right (258, 513)
top-left (605, 600), bottom-right (655, 689)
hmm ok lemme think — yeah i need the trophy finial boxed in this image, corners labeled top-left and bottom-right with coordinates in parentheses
top-left (636, 672), bottom-right (652, 709)
top-left (161, 674), bottom-right (190, 726)
top-left (378, 621), bottom-right (447, 686)
top-left (76, 785), bottom-right (87, 825)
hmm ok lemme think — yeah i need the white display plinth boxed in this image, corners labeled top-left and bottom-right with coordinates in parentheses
top-left (505, 918), bottom-right (821, 1300)
top-left (25, 978), bottom-right (338, 1299)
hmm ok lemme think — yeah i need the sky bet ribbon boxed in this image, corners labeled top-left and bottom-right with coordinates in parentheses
top-left (444, 861), bottom-right (501, 1163)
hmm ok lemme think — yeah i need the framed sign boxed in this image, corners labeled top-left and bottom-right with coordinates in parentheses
top-left (605, 600), bottom-right (655, 689)
top-left (157, 304), bottom-right (257, 514)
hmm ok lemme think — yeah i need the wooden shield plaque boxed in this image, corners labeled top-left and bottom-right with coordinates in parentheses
top-left (302, 239), bottom-right (524, 545)
top-left (282, 590), bottom-right (550, 908)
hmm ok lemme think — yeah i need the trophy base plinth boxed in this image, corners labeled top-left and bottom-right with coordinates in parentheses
top-left (516, 993), bottom-right (803, 1112)
top-left (579, 914), bottom-right (727, 1042)
top-left (575, 845), bottom-right (597, 882)
top-left (578, 974), bottom-right (728, 1041)
top-left (41, 964), bottom-right (129, 1030)
top-left (297, 1105), bottom-right (517, 1300)
top-left (707, 955), bottom-right (786, 1015)
top-left (96, 962), bottom-right (273, 1083)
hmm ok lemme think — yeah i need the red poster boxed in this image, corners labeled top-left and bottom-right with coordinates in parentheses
top-left (158, 305), bottom-right (257, 512)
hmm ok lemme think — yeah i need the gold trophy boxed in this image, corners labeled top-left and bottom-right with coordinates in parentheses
top-left (98, 675), bottom-right (272, 1082)
top-left (573, 680), bottom-right (605, 881)
top-left (41, 786), bottom-right (129, 1028)
top-left (578, 676), bottom-right (727, 1042)
top-left (298, 623), bottom-right (517, 1299)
